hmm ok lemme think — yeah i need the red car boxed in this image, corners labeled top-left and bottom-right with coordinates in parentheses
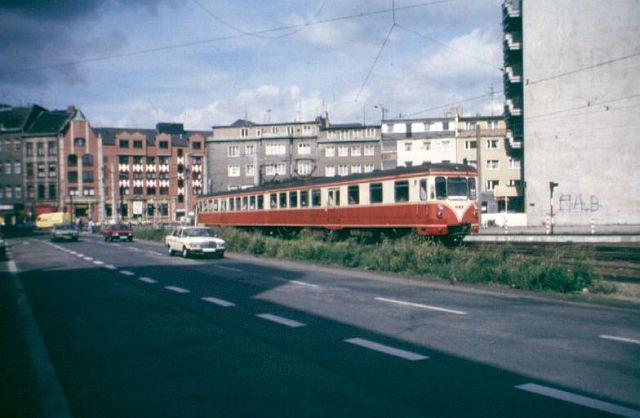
top-left (102, 223), bottom-right (133, 242)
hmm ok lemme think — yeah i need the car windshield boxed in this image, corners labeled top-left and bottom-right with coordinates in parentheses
top-left (184, 228), bottom-right (214, 237)
top-left (112, 224), bottom-right (130, 229)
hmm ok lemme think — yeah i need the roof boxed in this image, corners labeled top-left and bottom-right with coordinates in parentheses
top-left (203, 162), bottom-right (476, 197)
top-left (94, 126), bottom-right (209, 147)
top-left (25, 109), bottom-right (73, 136)
top-left (0, 105), bottom-right (46, 133)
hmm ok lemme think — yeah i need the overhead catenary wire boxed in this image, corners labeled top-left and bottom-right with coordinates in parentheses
top-left (0, 0), bottom-right (457, 77)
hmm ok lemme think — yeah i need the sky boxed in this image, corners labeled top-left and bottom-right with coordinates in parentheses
top-left (0, 0), bottom-right (505, 130)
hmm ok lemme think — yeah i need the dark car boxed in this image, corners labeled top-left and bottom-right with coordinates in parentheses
top-left (102, 223), bottom-right (133, 242)
top-left (50, 223), bottom-right (80, 242)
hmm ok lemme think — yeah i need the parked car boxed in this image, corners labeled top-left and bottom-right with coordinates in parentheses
top-left (50, 223), bottom-right (79, 242)
top-left (102, 223), bottom-right (133, 242)
top-left (165, 226), bottom-right (225, 258)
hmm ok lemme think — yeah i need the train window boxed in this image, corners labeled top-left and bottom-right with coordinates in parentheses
top-left (229, 198), bottom-right (235, 211)
top-left (311, 189), bottom-right (321, 207)
top-left (279, 192), bottom-right (287, 208)
top-left (289, 191), bottom-right (298, 208)
top-left (348, 185), bottom-right (360, 205)
top-left (328, 188), bottom-right (340, 206)
top-left (370, 183), bottom-right (383, 203)
top-left (435, 177), bottom-right (447, 200)
top-left (467, 178), bottom-right (477, 200)
top-left (235, 197), bottom-right (241, 210)
top-left (394, 180), bottom-right (409, 202)
top-left (257, 195), bottom-right (264, 210)
top-left (249, 195), bottom-right (256, 209)
top-left (300, 190), bottom-right (309, 207)
top-left (419, 179), bottom-right (428, 201)
top-left (447, 177), bottom-right (468, 199)
top-left (242, 196), bottom-right (248, 210)
top-left (270, 193), bottom-right (277, 209)
top-left (214, 200), bottom-right (219, 211)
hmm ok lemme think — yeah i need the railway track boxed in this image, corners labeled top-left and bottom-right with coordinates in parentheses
top-left (464, 241), bottom-right (640, 284)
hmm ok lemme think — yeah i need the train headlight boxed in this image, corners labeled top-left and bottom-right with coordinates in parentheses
top-left (437, 203), bottom-right (444, 218)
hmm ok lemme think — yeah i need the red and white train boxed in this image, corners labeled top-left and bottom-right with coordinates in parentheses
top-left (196, 163), bottom-right (479, 242)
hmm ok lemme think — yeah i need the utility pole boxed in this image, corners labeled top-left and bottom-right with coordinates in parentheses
top-left (549, 181), bottom-right (559, 235)
top-left (185, 152), bottom-right (191, 224)
top-left (111, 162), bottom-right (116, 224)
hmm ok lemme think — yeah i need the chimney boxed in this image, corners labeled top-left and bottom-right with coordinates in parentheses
top-left (67, 105), bottom-right (77, 114)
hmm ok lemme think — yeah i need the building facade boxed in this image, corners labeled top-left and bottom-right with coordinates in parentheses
top-left (504, 0), bottom-right (640, 226)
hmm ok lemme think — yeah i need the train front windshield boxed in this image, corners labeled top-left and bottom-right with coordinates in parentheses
top-left (436, 177), bottom-right (477, 200)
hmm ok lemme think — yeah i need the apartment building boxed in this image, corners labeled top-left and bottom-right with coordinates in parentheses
top-left (316, 123), bottom-right (381, 178)
top-left (503, 0), bottom-right (640, 225)
top-left (380, 115), bottom-right (521, 212)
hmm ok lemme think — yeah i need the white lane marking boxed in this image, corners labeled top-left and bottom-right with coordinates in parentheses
top-left (202, 297), bottom-right (236, 307)
top-left (375, 297), bottom-right (467, 315)
top-left (600, 335), bottom-right (640, 346)
top-left (93, 260), bottom-right (104, 265)
top-left (165, 286), bottom-right (190, 294)
top-left (120, 270), bottom-right (135, 276)
top-left (83, 257), bottom-right (93, 261)
top-left (147, 250), bottom-right (162, 256)
top-left (7, 260), bottom-right (73, 418)
top-left (345, 338), bottom-right (428, 361)
top-left (257, 313), bottom-right (306, 328)
top-left (516, 383), bottom-right (640, 418)
top-left (138, 277), bottom-right (157, 284)
top-left (217, 265), bottom-right (242, 272)
top-left (290, 280), bottom-right (319, 288)
top-left (104, 264), bottom-right (117, 270)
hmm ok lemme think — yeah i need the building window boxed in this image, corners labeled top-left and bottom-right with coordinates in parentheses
top-left (338, 146), bottom-right (348, 157)
top-left (338, 164), bottom-right (348, 176)
top-left (26, 143), bottom-right (33, 156)
top-left (133, 140), bottom-right (143, 148)
top-left (364, 145), bottom-right (375, 156)
top-left (325, 146), bottom-right (335, 157)
top-left (228, 165), bottom-right (240, 177)
top-left (37, 185), bottom-right (45, 199)
top-left (48, 141), bottom-right (57, 156)
top-left (297, 143), bottom-right (311, 155)
top-left (192, 141), bottom-right (202, 150)
top-left (49, 184), bottom-right (56, 199)
top-left (68, 154), bottom-right (77, 167)
top-left (227, 145), bottom-right (240, 157)
top-left (133, 156), bottom-right (143, 165)
top-left (245, 144), bottom-right (255, 155)
top-left (404, 142), bottom-right (412, 151)
top-left (15, 186), bottom-right (22, 199)
top-left (83, 171), bottom-right (94, 182)
top-left (68, 171), bottom-right (78, 183)
top-left (325, 165), bottom-right (335, 177)
top-left (4, 162), bottom-right (13, 175)
top-left (441, 140), bottom-right (451, 150)
top-left (119, 139), bottom-right (129, 148)
top-left (296, 161), bottom-right (312, 175)
top-left (265, 143), bottom-right (286, 156)
top-left (82, 154), bottom-right (93, 166)
top-left (241, 128), bottom-right (249, 137)
top-left (48, 163), bottom-right (56, 178)
top-left (351, 164), bottom-right (362, 174)
top-left (14, 162), bottom-right (21, 175)
top-left (487, 139), bottom-right (499, 149)
top-left (159, 141), bottom-right (169, 149)
top-left (364, 163), bottom-right (375, 173)
top-left (509, 158), bottom-right (521, 169)
top-left (351, 146), bottom-right (362, 156)
top-left (74, 137), bottom-right (86, 147)
top-left (26, 163), bottom-right (34, 177)
top-left (245, 164), bottom-right (255, 177)
top-left (422, 141), bottom-right (431, 151)
top-left (83, 188), bottom-right (95, 196)
top-left (465, 140), bottom-right (477, 149)
top-left (37, 163), bottom-right (45, 178)
top-left (119, 156), bottom-right (129, 164)
top-left (486, 160), bottom-right (500, 170)
top-left (486, 180), bottom-right (499, 190)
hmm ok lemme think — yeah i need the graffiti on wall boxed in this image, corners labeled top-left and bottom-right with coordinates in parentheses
top-left (558, 194), bottom-right (600, 213)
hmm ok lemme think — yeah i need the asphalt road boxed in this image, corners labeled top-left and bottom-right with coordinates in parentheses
top-left (1, 233), bottom-right (639, 418)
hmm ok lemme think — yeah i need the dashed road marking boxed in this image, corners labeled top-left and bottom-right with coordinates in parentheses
top-left (202, 296), bottom-right (236, 307)
top-left (138, 277), bottom-right (157, 284)
top-left (257, 313), bottom-right (306, 328)
top-left (375, 297), bottom-right (467, 315)
top-left (599, 335), bottom-right (640, 345)
top-left (272, 276), bottom-right (321, 289)
top-left (104, 264), bottom-right (117, 270)
top-left (120, 270), bottom-right (135, 276)
top-left (165, 286), bottom-right (190, 294)
top-left (345, 338), bottom-right (428, 361)
top-left (216, 265), bottom-right (242, 272)
top-left (516, 383), bottom-right (640, 418)
top-left (93, 260), bottom-right (104, 265)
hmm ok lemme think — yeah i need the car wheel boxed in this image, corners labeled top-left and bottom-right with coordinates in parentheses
top-left (182, 247), bottom-right (189, 258)
top-left (217, 252), bottom-right (225, 259)
top-left (104, 236), bottom-right (108, 241)
top-left (128, 237), bottom-right (133, 242)
top-left (167, 245), bottom-right (175, 256)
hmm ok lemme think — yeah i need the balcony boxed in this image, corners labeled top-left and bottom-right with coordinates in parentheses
top-left (503, 0), bottom-right (521, 19)
top-left (505, 99), bottom-right (523, 117)
top-left (504, 31), bottom-right (522, 50)
top-left (504, 64), bottom-right (522, 83)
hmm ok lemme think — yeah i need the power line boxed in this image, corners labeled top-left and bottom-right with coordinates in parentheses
top-left (0, 0), bottom-right (456, 77)
top-left (403, 90), bottom-right (503, 118)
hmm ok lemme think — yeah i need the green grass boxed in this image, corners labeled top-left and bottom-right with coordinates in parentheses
top-left (133, 225), bottom-right (609, 295)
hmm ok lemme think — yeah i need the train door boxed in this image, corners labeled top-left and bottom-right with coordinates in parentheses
top-left (328, 187), bottom-right (340, 226)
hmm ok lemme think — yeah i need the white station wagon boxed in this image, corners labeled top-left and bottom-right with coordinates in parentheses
top-left (166, 226), bottom-right (225, 258)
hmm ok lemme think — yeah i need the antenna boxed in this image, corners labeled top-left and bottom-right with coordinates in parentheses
top-left (489, 83), bottom-right (495, 116)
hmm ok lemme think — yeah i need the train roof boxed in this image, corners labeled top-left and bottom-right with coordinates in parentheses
top-left (202, 162), bottom-right (477, 197)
